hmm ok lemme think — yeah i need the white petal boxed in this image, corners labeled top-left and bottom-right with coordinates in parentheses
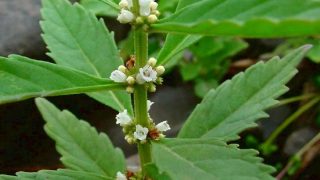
top-left (139, 0), bottom-right (151, 16)
top-left (116, 110), bottom-right (132, 126)
top-left (110, 70), bottom-right (127, 82)
top-left (117, 9), bottom-right (134, 24)
top-left (134, 125), bottom-right (149, 141)
top-left (139, 65), bottom-right (157, 83)
top-left (156, 121), bottom-right (171, 132)
top-left (147, 100), bottom-right (154, 111)
top-left (127, 0), bottom-right (133, 8)
top-left (116, 172), bottom-right (127, 180)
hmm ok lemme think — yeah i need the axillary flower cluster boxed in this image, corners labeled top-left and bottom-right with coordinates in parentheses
top-left (115, 100), bottom-right (170, 144)
top-left (117, 0), bottom-right (160, 24)
top-left (110, 57), bottom-right (165, 93)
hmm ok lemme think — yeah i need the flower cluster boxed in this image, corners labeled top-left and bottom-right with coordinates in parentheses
top-left (115, 100), bottom-right (170, 144)
top-left (117, 0), bottom-right (160, 24)
top-left (110, 57), bottom-right (165, 93)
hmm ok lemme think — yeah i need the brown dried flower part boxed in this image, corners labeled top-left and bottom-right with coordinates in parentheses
top-left (126, 55), bottom-right (135, 70)
top-left (148, 128), bottom-right (161, 140)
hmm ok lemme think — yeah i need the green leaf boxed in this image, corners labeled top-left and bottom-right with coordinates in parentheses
top-left (1, 169), bottom-right (113, 180)
top-left (41, 0), bottom-right (133, 115)
top-left (157, 0), bottom-right (201, 66)
top-left (152, 0), bottom-right (320, 37)
top-left (80, 0), bottom-right (120, 17)
top-left (150, 138), bottom-right (275, 180)
top-left (178, 45), bottom-right (311, 141)
top-left (157, 35), bottom-right (201, 66)
top-left (0, 55), bottom-right (123, 104)
top-left (35, 98), bottom-right (126, 177)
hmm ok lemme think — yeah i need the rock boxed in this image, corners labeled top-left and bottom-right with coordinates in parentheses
top-left (0, 0), bottom-right (46, 58)
top-left (283, 127), bottom-right (317, 155)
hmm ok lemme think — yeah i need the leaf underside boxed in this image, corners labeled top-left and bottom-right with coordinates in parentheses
top-left (153, 0), bottom-right (320, 37)
top-left (150, 138), bottom-right (275, 180)
top-left (41, 0), bottom-right (133, 114)
top-left (35, 98), bottom-right (126, 177)
top-left (0, 55), bottom-right (122, 104)
top-left (156, 0), bottom-right (320, 66)
top-left (178, 45), bottom-right (311, 141)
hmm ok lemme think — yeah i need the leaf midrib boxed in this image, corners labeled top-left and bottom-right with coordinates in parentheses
top-left (46, 0), bottom-right (125, 112)
top-left (200, 60), bottom-right (291, 138)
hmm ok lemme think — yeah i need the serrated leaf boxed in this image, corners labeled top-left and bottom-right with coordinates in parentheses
top-left (153, 0), bottom-right (320, 37)
top-left (178, 45), bottom-right (311, 141)
top-left (41, 0), bottom-right (133, 115)
top-left (35, 98), bottom-right (126, 177)
top-left (1, 169), bottom-right (113, 180)
top-left (0, 55), bottom-right (123, 104)
top-left (150, 138), bottom-right (275, 180)
top-left (80, 0), bottom-right (120, 17)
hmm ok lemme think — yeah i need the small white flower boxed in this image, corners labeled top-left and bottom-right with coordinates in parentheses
top-left (116, 171), bottom-right (127, 180)
top-left (110, 70), bottom-right (127, 83)
top-left (116, 110), bottom-right (132, 126)
top-left (117, 9), bottom-right (135, 24)
top-left (147, 100), bottom-right (154, 111)
top-left (136, 65), bottom-right (157, 84)
top-left (156, 121), bottom-right (171, 132)
top-left (139, 0), bottom-right (151, 16)
top-left (134, 125), bottom-right (149, 141)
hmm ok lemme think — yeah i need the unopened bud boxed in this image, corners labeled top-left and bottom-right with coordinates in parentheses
top-left (148, 84), bottom-right (156, 92)
top-left (154, 10), bottom-right (160, 16)
top-left (150, 2), bottom-right (158, 11)
top-left (126, 86), bottom-right (134, 93)
top-left (135, 16), bottom-right (144, 24)
top-left (148, 57), bottom-right (157, 67)
top-left (126, 76), bottom-right (135, 85)
top-left (156, 66), bottom-right (165, 75)
top-left (119, 0), bottom-right (128, 8)
top-left (118, 65), bottom-right (127, 73)
top-left (147, 14), bottom-right (158, 23)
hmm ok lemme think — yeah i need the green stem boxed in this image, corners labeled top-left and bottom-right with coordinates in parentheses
top-left (262, 96), bottom-right (320, 149)
top-left (132, 0), bottom-right (152, 175)
top-left (277, 132), bottom-right (320, 179)
top-left (276, 93), bottom-right (316, 107)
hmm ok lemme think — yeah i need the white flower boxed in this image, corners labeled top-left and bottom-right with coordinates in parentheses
top-left (116, 110), bottom-right (132, 126)
top-left (156, 121), bottom-right (171, 132)
top-left (116, 172), bottom-right (127, 180)
top-left (110, 70), bottom-right (127, 83)
top-left (139, 0), bottom-right (151, 16)
top-left (147, 100), bottom-right (154, 111)
top-left (127, 0), bottom-right (133, 8)
top-left (117, 9), bottom-right (135, 24)
top-left (136, 65), bottom-right (157, 84)
top-left (134, 125), bottom-right (149, 141)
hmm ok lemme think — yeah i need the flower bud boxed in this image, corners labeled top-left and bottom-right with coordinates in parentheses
top-left (118, 65), bottom-right (127, 73)
top-left (147, 57), bottom-right (157, 67)
top-left (156, 66), bottom-right (165, 75)
top-left (119, 0), bottom-right (128, 8)
top-left (147, 14), bottom-right (158, 23)
top-left (148, 84), bottom-right (156, 92)
top-left (135, 17), bottom-right (144, 24)
top-left (150, 2), bottom-right (158, 11)
top-left (126, 76), bottom-right (135, 85)
top-left (126, 86), bottom-right (134, 93)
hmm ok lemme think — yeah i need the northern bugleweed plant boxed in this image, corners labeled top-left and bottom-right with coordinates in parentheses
top-left (1, 0), bottom-right (320, 179)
